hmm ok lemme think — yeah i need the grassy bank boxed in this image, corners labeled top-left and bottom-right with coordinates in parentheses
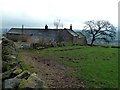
top-left (18, 45), bottom-right (118, 88)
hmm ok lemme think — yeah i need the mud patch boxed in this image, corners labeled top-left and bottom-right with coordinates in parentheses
top-left (21, 54), bottom-right (85, 88)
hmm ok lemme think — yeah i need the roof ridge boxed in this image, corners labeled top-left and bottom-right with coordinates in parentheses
top-left (10, 28), bottom-right (70, 30)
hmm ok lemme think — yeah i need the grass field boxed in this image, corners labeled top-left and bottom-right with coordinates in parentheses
top-left (18, 45), bottom-right (118, 88)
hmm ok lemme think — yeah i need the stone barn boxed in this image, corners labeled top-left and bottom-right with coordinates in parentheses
top-left (6, 25), bottom-right (87, 45)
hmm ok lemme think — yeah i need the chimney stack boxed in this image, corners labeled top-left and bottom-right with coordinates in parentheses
top-left (70, 24), bottom-right (72, 30)
top-left (45, 24), bottom-right (48, 30)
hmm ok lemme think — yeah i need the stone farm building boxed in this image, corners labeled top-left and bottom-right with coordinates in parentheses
top-left (6, 25), bottom-right (87, 45)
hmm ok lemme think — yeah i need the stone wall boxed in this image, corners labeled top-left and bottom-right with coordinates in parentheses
top-left (2, 37), bottom-right (46, 89)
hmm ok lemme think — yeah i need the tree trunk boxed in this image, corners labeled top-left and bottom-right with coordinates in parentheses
top-left (90, 35), bottom-right (95, 46)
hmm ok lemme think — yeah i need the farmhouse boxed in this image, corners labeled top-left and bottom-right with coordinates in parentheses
top-left (6, 25), bottom-right (87, 45)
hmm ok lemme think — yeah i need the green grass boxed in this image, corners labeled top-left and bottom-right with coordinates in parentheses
top-left (17, 53), bottom-right (35, 73)
top-left (18, 45), bottom-right (118, 88)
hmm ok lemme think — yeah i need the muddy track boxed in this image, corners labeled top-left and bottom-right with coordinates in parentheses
top-left (20, 53), bottom-right (85, 88)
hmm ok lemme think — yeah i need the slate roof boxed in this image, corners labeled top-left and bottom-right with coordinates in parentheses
top-left (67, 30), bottom-right (78, 36)
top-left (7, 28), bottom-right (85, 39)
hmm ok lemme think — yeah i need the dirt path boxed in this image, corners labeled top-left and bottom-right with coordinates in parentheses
top-left (20, 52), bottom-right (84, 88)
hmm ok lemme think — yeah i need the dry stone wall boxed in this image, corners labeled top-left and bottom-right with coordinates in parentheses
top-left (2, 37), bottom-right (46, 89)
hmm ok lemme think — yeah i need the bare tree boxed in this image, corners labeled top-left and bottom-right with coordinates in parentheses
top-left (54, 19), bottom-right (63, 29)
top-left (82, 20), bottom-right (116, 46)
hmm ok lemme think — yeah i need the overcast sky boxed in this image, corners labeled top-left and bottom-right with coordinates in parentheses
top-left (0, 0), bottom-right (119, 30)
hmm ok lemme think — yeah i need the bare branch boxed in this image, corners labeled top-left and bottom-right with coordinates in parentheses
top-left (82, 20), bottom-right (116, 46)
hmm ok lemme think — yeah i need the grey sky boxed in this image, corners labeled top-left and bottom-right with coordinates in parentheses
top-left (0, 0), bottom-right (119, 30)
